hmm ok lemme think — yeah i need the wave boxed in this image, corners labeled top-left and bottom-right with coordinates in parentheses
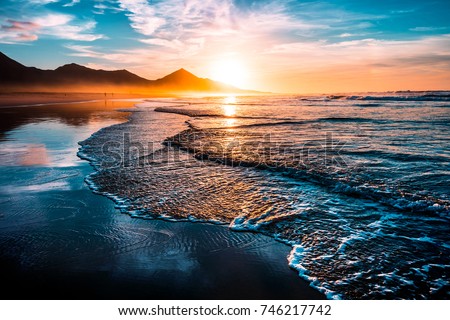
top-left (154, 106), bottom-right (272, 119)
top-left (341, 149), bottom-right (450, 163)
top-left (155, 107), bottom-right (450, 130)
top-left (164, 127), bottom-right (450, 217)
top-left (217, 117), bottom-right (449, 130)
top-left (211, 117), bottom-right (386, 129)
top-left (343, 92), bottom-right (450, 102)
top-left (293, 92), bottom-right (450, 103)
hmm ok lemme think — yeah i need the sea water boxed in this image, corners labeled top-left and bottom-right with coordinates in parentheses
top-left (79, 92), bottom-right (450, 299)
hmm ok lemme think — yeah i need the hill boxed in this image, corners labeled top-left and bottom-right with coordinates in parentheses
top-left (0, 52), bottom-right (255, 94)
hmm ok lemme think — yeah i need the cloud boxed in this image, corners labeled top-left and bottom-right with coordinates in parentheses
top-left (410, 26), bottom-right (447, 32)
top-left (63, 0), bottom-right (80, 7)
top-left (93, 0), bottom-right (125, 15)
top-left (117, 1), bottom-right (275, 40)
top-left (118, 0), bottom-right (165, 36)
top-left (261, 34), bottom-right (450, 77)
top-left (390, 9), bottom-right (416, 14)
top-left (12, 0), bottom-right (79, 6)
top-left (33, 14), bottom-right (71, 27)
top-left (93, 3), bottom-right (107, 15)
top-left (64, 44), bottom-right (100, 57)
top-left (0, 19), bottom-right (39, 43)
top-left (27, 0), bottom-right (60, 4)
top-left (65, 43), bottom-right (167, 63)
top-left (42, 20), bottom-right (104, 41)
top-left (1, 20), bottom-right (39, 32)
top-left (0, 13), bottom-right (104, 43)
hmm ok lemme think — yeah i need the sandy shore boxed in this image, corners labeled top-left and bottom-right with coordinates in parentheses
top-left (0, 99), bottom-right (324, 299)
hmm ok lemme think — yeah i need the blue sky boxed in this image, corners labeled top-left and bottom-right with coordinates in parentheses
top-left (1, 0), bottom-right (449, 92)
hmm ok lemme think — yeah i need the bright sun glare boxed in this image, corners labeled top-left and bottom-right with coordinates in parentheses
top-left (211, 59), bottom-right (249, 89)
top-left (223, 104), bottom-right (236, 117)
top-left (223, 95), bottom-right (237, 117)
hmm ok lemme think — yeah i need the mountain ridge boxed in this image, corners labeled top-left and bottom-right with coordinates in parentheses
top-left (0, 52), bottom-right (256, 94)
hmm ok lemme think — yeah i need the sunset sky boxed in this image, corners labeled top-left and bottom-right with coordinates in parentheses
top-left (1, 0), bottom-right (449, 93)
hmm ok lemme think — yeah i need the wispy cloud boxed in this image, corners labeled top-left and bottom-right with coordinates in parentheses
top-left (14, 0), bottom-right (77, 6)
top-left (0, 13), bottom-right (104, 43)
top-left (118, 0), bottom-right (165, 36)
top-left (410, 26), bottom-right (447, 32)
top-left (27, 0), bottom-right (60, 4)
top-left (93, 3), bottom-right (108, 15)
top-left (92, 0), bottom-right (124, 15)
top-left (1, 20), bottom-right (39, 32)
top-left (65, 43), bottom-right (167, 64)
top-left (263, 35), bottom-right (450, 67)
top-left (0, 19), bottom-right (40, 43)
top-left (63, 0), bottom-right (80, 7)
top-left (390, 9), bottom-right (416, 14)
top-left (64, 44), bottom-right (100, 57)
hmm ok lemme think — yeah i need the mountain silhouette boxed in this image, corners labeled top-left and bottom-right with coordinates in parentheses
top-left (153, 68), bottom-right (236, 91)
top-left (0, 51), bottom-right (44, 83)
top-left (53, 63), bottom-right (150, 86)
top-left (0, 52), bottom-right (252, 94)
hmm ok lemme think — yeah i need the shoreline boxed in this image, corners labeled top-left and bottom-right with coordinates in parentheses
top-left (0, 99), bottom-right (326, 299)
top-left (0, 92), bottom-right (158, 108)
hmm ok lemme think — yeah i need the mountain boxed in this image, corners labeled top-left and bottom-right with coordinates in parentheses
top-left (0, 52), bottom-right (253, 94)
top-left (153, 68), bottom-right (237, 92)
top-left (52, 63), bottom-right (151, 86)
top-left (0, 51), bottom-right (27, 72)
top-left (0, 52), bottom-right (44, 83)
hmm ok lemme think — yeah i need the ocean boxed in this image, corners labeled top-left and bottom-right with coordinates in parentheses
top-left (78, 91), bottom-right (450, 299)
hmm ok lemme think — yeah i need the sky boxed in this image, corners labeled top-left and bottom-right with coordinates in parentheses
top-left (0, 0), bottom-right (449, 93)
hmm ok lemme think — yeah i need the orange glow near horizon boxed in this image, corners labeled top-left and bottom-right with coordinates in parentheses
top-left (210, 59), bottom-right (250, 89)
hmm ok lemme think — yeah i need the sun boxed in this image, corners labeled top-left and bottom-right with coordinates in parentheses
top-left (210, 59), bottom-right (249, 89)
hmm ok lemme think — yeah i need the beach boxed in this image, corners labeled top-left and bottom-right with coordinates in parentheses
top-left (1, 0), bottom-right (449, 309)
top-left (1, 93), bottom-right (449, 300)
top-left (0, 98), bottom-right (324, 299)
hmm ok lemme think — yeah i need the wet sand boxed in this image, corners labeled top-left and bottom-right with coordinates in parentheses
top-left (0, 100), bottom-right (324, 299)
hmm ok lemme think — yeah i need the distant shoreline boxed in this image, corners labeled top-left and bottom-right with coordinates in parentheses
top-left (0, 91), bottom-right (268, 108)
top-left (0, 92), bottom-right (156, 108)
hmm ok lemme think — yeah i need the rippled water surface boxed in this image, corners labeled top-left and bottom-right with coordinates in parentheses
top-left (78, 92), bottom-right (450, 299)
